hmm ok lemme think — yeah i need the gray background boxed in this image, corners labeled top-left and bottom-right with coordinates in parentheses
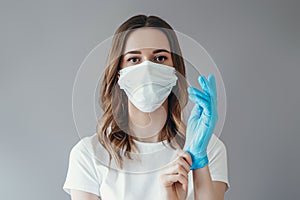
top-left (0, 0), bottom-right (299, 199)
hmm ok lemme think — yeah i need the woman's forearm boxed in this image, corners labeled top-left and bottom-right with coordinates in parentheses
top-left (192, 165), bottom-right (218, 200)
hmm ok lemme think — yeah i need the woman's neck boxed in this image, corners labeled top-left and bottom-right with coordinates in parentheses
top-left (131, 132), bottom-right (160, 143)
top-left (128, 116), bottom-right (163, 143)
top-left (127, 101), bottom-right (168, 143)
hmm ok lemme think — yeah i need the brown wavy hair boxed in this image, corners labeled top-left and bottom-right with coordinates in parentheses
top-left (96, 14), bottom-right (188, 169)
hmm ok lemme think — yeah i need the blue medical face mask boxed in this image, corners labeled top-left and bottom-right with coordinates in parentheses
top-left (117, 60), bottom-right (178, 112)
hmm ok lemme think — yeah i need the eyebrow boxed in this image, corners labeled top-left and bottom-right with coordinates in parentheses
top-left (124, 49), bottom-right (170, 56)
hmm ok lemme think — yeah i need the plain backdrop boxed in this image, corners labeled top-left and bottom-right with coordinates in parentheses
top-left (0, 0), bottom-right (299, 200)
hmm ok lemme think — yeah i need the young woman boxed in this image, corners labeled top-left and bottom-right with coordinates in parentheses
top-left (63, 14), bottom-right (230, 200)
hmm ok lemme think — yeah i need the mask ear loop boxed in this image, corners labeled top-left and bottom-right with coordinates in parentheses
top-left (121, 100), bottom-right (125, 113)
top-left (117, 70), bottom-right (125, 112)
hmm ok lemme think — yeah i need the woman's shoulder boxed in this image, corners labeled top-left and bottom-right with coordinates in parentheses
top-left (207, 134), bottom-right (228, 158)
top-left (69, 133), bottom-right (110, 164)
top-left (71, 133), bottom-right (98, 151)
top-left (63, 133), bottom-right (106, 197)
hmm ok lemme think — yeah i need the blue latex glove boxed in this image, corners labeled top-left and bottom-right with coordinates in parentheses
top-left (183, 74), bottom-right (218, 170)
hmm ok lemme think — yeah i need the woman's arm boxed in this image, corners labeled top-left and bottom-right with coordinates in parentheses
top-left (192, 165), bottom-right (227, 200)
top-left (70, 189), bottom-right (101, 200)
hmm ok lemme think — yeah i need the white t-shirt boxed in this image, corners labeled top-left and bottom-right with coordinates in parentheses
top-left (63, 133), bottom-right (230, 199)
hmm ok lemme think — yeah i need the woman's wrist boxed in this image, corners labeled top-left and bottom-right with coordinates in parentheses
top-left (187, 150), bottom-right (209, 170)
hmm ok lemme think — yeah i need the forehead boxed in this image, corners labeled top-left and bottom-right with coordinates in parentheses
top-left (123, 27), bottom-right (171, 53)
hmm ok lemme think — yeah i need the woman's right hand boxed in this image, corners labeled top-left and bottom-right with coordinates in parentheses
top-left (159, 149), bottom-right (192, 200)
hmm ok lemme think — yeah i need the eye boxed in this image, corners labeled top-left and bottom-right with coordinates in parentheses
top-left (154, 55), bottom-right (167, 63)
top-left (127, 57), bottom-right (140, 64)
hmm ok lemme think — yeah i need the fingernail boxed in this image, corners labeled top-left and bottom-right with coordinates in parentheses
top-left (198, 75), bottom-right (203, 83)
top-left (200, 75), bottom-right (205, 82)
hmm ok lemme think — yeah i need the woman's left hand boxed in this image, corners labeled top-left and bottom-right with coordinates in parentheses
top-left (184, 74), bottom-right (219, 170)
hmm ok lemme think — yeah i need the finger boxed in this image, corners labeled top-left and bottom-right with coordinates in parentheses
top-left (160, 174), bottom-right (188, 188)
top-left (165, 163), bottom-right (189, 179)
top-left (176, 149), bottom-right (193, 166)
top-left (173, 174), bottom-right (188, 190)
top-left (198, 75), bottom-right (211, 96)
top-left (175, 174), bottom-right (188, 190)
top-left (188, 103), bottom-right (203, 120)
top-left (175, 181), bottom-right (188, 193)
top-left (175, 150), bottom-right (191, 173)
top-left (189, 94), bottom-right (213, 117)
top-left (208, 74), bottom-right (217, 100)
top-left (189, 93), bottom-right (210, 112)
top-left (187, 87), bottom-right (209, 102)
top-left (177, 157), bottom-right (191, 174)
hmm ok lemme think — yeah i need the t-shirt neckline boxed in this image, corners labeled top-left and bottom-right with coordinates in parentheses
top-left (132, 138), bottom-right (169, 153)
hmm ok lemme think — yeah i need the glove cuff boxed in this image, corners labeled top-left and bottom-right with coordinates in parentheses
top-left (189, 152), bottom-right (209, 170)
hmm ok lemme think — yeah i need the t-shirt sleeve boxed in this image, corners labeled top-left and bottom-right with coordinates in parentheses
top-left (63, 139), bottom-right (101, 197)
top-left (207, 135), bottom-right (230, 191)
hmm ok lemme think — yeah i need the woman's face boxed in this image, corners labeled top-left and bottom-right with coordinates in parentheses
top-left (117, 28), bottom-right (174, 141)
top-left (119, 27), bottom-right (174, 113)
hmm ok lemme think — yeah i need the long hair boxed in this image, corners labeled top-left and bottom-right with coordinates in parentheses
top-left (96, 14), bottom-right (188, 169)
